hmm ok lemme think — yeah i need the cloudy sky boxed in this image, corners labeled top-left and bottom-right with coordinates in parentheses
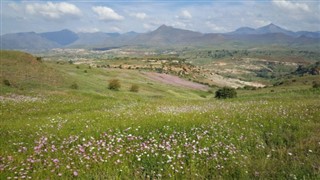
top-left (1, 0), bottom-right (319, 35)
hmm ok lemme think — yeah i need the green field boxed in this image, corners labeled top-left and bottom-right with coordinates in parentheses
top-left (1, 51), bottom-right (320, 179)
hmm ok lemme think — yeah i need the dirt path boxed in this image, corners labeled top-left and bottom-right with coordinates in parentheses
top-left (142, 72), bottom-right (209, 91)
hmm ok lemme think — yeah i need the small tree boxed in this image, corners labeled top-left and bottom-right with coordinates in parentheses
top-left (130, 84), bottom-right (139, 92)
top-left (215, 87), bottom-right (237, 99)
top-left (109, 79), bottom-right (121, 91)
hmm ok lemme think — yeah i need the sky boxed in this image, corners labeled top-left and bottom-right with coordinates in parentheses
top-left (1, 0), bottom-right (320, 35)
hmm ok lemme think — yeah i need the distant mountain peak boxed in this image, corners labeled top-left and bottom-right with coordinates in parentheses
top-left (40, 29), bottom-right (79, 45)
top-left (268, 23), bottom-right (276, 26)
top-left (259, 23), bottom-right (282, 30)
top-left (159, 24), bottom-right (169, 28)
top-left (231, 27), bottom-right (256, 34)
top-left (156, 24), bottom-right (173, 31)
top-left (256, 23), bottom-right (295, 36)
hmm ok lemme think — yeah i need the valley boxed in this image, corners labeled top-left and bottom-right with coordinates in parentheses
top-left (1, 23), bottom-right (320, 179)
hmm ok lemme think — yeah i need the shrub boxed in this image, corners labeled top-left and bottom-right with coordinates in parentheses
top-left (215, 87), bottom-right (237, 99)
top-left (3, 79), bottom-right (11, 86)
top-left (130, 84), bottom-right (139, 92)
top-left (312, 82), bottom-right (320, 89)
top-left (109, 79), bottom-right (121, 91)
top-left (70, 82), bottom-right (79, 89)
top-left (36, 57), bottom-right (42, 62)
top-left (200, 94), bottom-right (207, 98)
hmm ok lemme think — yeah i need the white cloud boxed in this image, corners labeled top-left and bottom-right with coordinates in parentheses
top-left (179, 10), bottom-right (192, 19)
top-left (77, 27), bottom-right (100, 33)
top-left (92, 6), bottom-right (124, 21)
top-left (254, 20), bottom-right (272, 27)
top-left (8, 3), bottom-right (21, 11)
top-left (171, 21), bottom-right (187, 29)
top-left (272, 0), bottom-right (310, 12)
top-left (109, 26), bottom-right (122, 32)
top-left (26, 2), bottom-right (81, 19)
top-left (130, 12), bottom-right (147, 20)
top-left (206, 21), bottom-right (226, 32)
top-left (143, 23), bottom-right (153, 30)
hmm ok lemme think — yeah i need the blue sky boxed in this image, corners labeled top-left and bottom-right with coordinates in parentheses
top-left (1, 0), bottom-right (319, 34)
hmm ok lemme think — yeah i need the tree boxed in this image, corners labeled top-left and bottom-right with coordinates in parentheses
top-left (215, 87), bottom-right (237, 99)
top-left (109, 79), bottom-right (121, 91)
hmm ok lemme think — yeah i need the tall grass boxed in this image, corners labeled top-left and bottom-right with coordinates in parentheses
top-left (1, 89), bottom-right (319, 179)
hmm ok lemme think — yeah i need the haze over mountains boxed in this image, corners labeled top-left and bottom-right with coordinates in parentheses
top-left (1, 23), bottom-right (319, 51)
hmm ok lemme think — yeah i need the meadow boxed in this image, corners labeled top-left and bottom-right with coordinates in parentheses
top-left (1, 51), bottom-right (320, 179)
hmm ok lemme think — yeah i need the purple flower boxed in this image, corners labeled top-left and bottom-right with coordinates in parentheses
top-left (52, 158), bottom-right (59, 164)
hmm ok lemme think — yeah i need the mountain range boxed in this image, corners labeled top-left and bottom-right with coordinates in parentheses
top-left (1, 23), bottom-right (319, 51)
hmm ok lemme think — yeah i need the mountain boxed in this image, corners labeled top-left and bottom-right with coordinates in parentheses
top-left (1, 24), bottom-right (319, 51)
top-left (68, 32), bottom-right (117, 48)
top-left (295, 31), bottom-right (320, 38)
top-left (230, 23), bottom-right (296, 36)
top-left (40, 29), bottom-right (79, 45)
top-left (230, 23), bottom-right (320, 38)
top-left (255, 23), bottom-right (295, 36)
top-left (1, 32), bottom-right (61, 50)
top-left (230, 27), bottom-right (256, 35)
top-left (130, 25), bottom-right (203, 46)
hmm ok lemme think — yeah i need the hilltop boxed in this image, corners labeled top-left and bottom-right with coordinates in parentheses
top-left (0, 50), bottom-right (65, 92)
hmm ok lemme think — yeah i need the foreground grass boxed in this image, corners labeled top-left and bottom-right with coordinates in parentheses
top-left (1, 88), bottom-right (319, 179)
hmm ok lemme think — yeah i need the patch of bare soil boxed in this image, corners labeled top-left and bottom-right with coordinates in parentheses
top-left (0, 94), bottom-right (41, 103)
top-left (142, 72), bottom-right (209, 91)
top-left (206, 73), bottom-right (265, 88)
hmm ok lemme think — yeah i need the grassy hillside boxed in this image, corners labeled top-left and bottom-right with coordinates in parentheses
top-left (0, 50), bottom-right (65, 93)
top-left (0, 51), bottom-right (319, 179)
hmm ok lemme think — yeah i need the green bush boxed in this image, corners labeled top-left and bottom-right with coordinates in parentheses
top-left (109, 79), bottom-right (121, 91)
top-left (130, 84), bottom-right (139, 92)
top-left (36, 57), bottom-right (42, 62)
top-left (70, 82), bottom-right (79, 89)
top-left (215, 87), bottom-right (237, 99)
top-left (3, 79), bottom-right (11, 86)
top-left (312, 82), bottom-right (320, 89)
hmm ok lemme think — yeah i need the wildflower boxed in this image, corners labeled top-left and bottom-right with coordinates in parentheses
top-left (73, 171), bottom-right (78, 176)
top-left (52, 159), bottom-right (59, 164)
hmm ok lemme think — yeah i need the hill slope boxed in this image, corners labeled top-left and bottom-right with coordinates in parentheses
top-left (40, 29), bottom-right (79, 45)
top-left (1, 32), bottom-right (61, 50)
top-left (0, 50), bottom-right (65, 91)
